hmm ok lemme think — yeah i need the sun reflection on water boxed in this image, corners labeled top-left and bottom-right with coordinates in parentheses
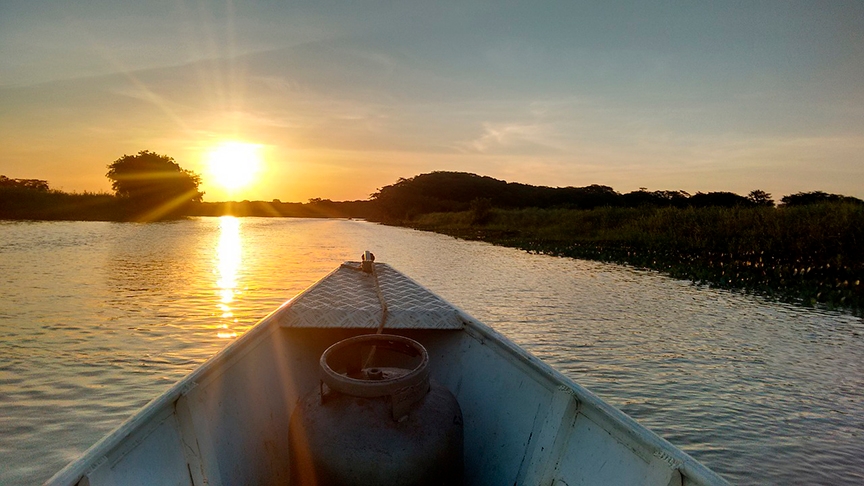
top-left (216, 216), bottom-right (241, 338)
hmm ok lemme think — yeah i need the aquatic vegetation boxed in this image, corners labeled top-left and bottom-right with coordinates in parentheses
top-left (409, 204), bottom-right (864, 314)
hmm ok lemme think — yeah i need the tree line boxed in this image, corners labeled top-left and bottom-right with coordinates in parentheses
top-left (1, 151), bottom-right (205, 221)
top-left (0, 175), bottom-right (50, 192)
top-left (370, 171), bottom-right (863, 222)
top-left (3, 153), bottom-right (862, 222)
top-left (4, 153), bottom-right (860, 311)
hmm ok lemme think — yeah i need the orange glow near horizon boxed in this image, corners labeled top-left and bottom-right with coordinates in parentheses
top-left (204, 142), bottom-right (263, 199)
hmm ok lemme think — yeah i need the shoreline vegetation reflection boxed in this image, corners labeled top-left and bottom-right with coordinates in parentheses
top-left (1, 163), bottom-right (862, 314)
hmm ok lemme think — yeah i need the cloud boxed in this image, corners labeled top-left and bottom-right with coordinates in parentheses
top-left (479, 123), bottom-right (537, 147)
top-left (464, 122), bottom-right (555, 154)
top-left (3, 2), bottom-right (864, 201)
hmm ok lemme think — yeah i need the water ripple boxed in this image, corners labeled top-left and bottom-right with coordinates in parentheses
top-left (0, 218), bottom-right (862, 485)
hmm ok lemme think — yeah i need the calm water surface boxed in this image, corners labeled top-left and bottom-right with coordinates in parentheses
top-left (1, 218), bottom-right (862, 485)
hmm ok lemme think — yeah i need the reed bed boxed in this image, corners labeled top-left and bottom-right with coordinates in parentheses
top-left (0, 187), bottom-right (123, 221)
top-left (411, 203), bottom-right (864, 314)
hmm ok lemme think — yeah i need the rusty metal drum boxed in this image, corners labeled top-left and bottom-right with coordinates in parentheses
top-left (289, 334), bottom-right (463, 485)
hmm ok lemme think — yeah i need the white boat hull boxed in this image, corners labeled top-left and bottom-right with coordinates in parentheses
top-left (47, 263), bottom-right (728, 485)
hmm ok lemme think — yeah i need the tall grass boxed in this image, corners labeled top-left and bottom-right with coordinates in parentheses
top-left (411, 203), bottom-right (864, 314)
top-left (0, 187), bottom-right (124, 220)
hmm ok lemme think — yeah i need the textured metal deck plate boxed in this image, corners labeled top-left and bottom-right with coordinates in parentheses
top-left (277, 263), bottom-right (463, 329)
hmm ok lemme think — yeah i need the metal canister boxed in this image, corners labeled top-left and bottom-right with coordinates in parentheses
top-left (289, 334), bottom-right (463, 485)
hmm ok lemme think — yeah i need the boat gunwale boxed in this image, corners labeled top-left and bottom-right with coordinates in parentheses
top-left (455, 310), bottom-right (729, 485)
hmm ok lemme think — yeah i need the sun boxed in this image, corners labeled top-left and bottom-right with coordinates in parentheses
top-left (205, 142), bottom-right (263, 192)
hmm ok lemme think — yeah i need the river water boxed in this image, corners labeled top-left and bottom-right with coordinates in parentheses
top-left (0, 217), bottom-right (862, 485)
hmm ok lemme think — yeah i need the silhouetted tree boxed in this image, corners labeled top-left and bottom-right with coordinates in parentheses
top-left (556, 184), bottom-right (622, 209)
top-left (370, 172), bottom-right (627, 220)
top-left (621, 189), bottom-right (689, 208)
top-left (689, 191), bottom-right (750, 208)
top-left (106, 151), bottom-right (203, 218)
top-left (371, 173), bottom-right (496, 220)
top-left (780, 191), bottom-right (863, 207)
top-left (0, 175), bottom-right (49, 191)
top-left (747, 190), bottom-right (775, 207)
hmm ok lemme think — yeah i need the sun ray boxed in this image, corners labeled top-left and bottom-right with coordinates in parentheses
top-left (135, 188), bottom-right (203, 222)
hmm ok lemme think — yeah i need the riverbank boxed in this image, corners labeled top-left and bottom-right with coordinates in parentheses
top-left (405, 203), bottom-right (864, 315)
top-left (0, 188), bottom-right (124, 221)
top-left (4, 174), bottom-right (862, 314)
top-left (0, 188), bottom-right (375, 221)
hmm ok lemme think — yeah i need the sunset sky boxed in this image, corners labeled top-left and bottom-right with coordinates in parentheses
top-left (1, 1), bottom-right (862, 202)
